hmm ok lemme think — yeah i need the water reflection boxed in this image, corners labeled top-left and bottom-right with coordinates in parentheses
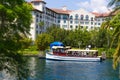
top-left (0, 57), bottom-right (119, 80)
top-left (44, 60), bottom-right (119, 80)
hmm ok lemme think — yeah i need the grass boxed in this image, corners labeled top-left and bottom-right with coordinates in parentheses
top-left (20, 50), bottom-right (39, 54)
top-left (19, 45), bottom-right (39, 55)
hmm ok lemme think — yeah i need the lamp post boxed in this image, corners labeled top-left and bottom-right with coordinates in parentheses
top-left (88, 45), bottom-right (91, 49)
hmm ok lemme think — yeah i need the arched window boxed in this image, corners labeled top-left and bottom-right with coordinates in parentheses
top-left (91, 17), bottom-right (93, 21)
top-left (86, 15), bottom-right (89, 20)
top-left (80, 15), bottom-right (84, 20)
top-left (75, 14), bottom-right (78, 20)
top-left (70, 15), bottom-right (73, 19)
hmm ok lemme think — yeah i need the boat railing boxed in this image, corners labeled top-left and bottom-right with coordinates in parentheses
top-left (66, 49), bottom-right (99, 57)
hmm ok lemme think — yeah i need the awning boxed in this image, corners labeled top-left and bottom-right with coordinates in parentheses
top-left (50, 41), bottom-right (64, 49)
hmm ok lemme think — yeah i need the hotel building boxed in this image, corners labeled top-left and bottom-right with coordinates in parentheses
top-left (29, 0), bottom-right (110, 40)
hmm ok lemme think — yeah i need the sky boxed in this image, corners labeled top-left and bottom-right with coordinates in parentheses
top-left (27, 0), bottom-right (112, 13)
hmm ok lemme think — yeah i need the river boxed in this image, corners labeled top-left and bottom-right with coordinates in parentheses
top-left (0, 57), bottom-right (119, 80)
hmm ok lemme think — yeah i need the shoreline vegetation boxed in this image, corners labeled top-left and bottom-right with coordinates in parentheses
top-left (20, 46), bottom-right (115, 59)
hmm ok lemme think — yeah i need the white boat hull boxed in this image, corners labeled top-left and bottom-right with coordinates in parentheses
top-left (46, 53), bottom-right (102, 62)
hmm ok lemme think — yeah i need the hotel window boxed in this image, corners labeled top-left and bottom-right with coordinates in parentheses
top-left (63, 15), bottom-right (68, 19)
top-left (70, 25), bottom-right (73, 28)
top-left (58, 15), bottom-right (61, 19)
top-left (36, 14), bottom-right (39, 17)
top-left (75, 20), bottom-right (79, 24)
top-left (97, 19), bottom-right (100, 21)
top-left (36, 25), bottom-right (38, 29)
top-left (36, 18), bottom-right (38, 22)
top-left (75, 14), bottom-right (79, 20)
top-left (86, 15), bottom-right (89, 20)
top-left (80, 21), bottom-right (84, 24)
top-left (98, 23), bottom-right (101, 25)
top-left (64, 20), bottom-right (66, 23)
top-left (70, 15), bottom-right (73, 19)
top-left (85, 22), bottom-right (89, 24)
top-left (91, 17), bottom-right (93, 21)
top-left (76, 26), bottom-right (78, 29)
top-left (102, 18), bottom-right (105, 21)
top-left (62, 25), bottom-right (67, 28)
top-left (58, 20), bottom-right (60, 23)
top-left (40, 15), bottom-right (42, 18)
top-left (91, 22), bottom-right (93, 25)
top-left (70, 20), bottom-right (73, 24)
top-left (80, 15), bottom-right (84, 20)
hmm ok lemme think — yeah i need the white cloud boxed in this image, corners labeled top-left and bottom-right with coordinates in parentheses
top-left (77, 0), bottom-right (110, 13)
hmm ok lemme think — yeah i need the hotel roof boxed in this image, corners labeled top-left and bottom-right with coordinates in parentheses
top-left (51, 8), bottom-right (72, 14)
top-left (92, 12), bottom-right (110, 17)
top-left (31, 0), bottom-right (46, 4)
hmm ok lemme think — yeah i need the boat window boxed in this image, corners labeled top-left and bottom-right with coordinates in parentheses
top-left (60, 49), bottom-right (65, 53)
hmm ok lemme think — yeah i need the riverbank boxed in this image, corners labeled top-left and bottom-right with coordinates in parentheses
top-left (20, 50), bottom-right (46, 58)
top-left (19, 47), bottom-right (115, 59)
top-left (20, 50), bottom-right (113, 59)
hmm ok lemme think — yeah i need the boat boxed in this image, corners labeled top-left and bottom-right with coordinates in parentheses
top-left (45, 45), bottom-right (105, 62)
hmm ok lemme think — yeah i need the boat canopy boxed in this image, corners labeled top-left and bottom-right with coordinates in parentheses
top-left (50, 41), bottom-right (64, 49)
top-left (67, 49), bottom-right (98, 52)
top-left (52, 46), bottom-right (64, 49)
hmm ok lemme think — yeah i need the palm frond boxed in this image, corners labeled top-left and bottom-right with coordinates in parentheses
top-left (108, 0), bottom-right (120, 15)
top-left (108, 0), bottom-right (117, 7)
top-left (113, 42), bottom-right (120, 69)
top-left (113, 26), bottom-right (120, 36)
top-left (110, 24), bottom-right (120, 48)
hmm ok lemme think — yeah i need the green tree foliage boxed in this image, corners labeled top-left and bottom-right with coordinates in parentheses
top-left (65, 29), bottom-right (91, 48)
top-left (39, 21), bottom-right (44, 33)
top-left (88, 29), bottom-right (99, 48)
top-left (46, 26), bottom-right (93, 48)
top-left (35, 33), bottom-right (53, 51)
top-left (0, 0), bottom-right (32, 79)
top-left (96, 29), bottom-right (108, 48)
top-left (20, 37), bottom-right (32, 49)
top-left (107, 0), bottom-right (120, 69)
top-left (46, 25), bottom-right (69, 42)
top-left (110, 13), bottom-right (120, 69)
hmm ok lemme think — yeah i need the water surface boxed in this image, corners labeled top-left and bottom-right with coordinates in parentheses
top-left (0, 57), bottom-right (119, 80)
top-left (28, 58), bottom-right (119, 80)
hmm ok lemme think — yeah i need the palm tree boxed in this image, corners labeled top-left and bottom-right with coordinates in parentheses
top-left (101, 18), bottom-right (111, 29)
top-left (110, 13), bottom-right (120, 69)
top-left (108, 0), bottom-right (120, 69)
top-left (108, 0), bottom-right (120, 14)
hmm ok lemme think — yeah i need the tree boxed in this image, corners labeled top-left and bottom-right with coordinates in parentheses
top-left (46, 25), bottom-right (68, 42)
top-left (39, 21), bottom-right (44, 33)
top-left (101, 17), bottom-right (111, 29)
top-left (35, 33), bottom-right (53, 51)
top-left (108, 0), bottom-right (120, 13)
top-left (19, 37), bottom-right (32, 49)
top-left (108, 0), bottom-right (120, 69)
top-left (0, 0), bottom-right (32, 79)
top-left (110, 13), bottom-right (120, 69)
